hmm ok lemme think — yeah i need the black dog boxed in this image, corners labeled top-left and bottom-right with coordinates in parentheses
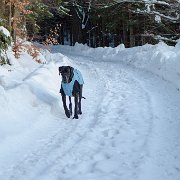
top-left (59, 66), bottom-right (84, 119)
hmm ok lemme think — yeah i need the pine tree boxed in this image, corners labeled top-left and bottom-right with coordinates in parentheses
top-left (112, 0), bottom-right (179, 45)
top-left (0, 26), bottom-right (11, 64)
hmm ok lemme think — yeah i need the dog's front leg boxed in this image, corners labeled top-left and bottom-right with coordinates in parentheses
top-left (62, 95), bottom-right (70, 118)
top-left (78, 85), bottom-right (83, 115)
top-left (69, 96), bottom-right (72, 116)
top-left (73, 93), bottom-right (79, 119)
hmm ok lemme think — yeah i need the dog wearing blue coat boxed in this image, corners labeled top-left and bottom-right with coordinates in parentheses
top-left (59, 66), bottom-right (84, 119)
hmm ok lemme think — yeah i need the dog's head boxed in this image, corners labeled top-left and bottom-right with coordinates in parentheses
top-left (59, 66), bottom-right (74, 83)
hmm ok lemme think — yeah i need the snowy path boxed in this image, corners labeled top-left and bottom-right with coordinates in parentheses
top-left (0, 51), bottom-right (180, 180)
top-left (36, 59), bottom-right (153, 180)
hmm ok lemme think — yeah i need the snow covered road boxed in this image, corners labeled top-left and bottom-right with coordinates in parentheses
top-left (0, 45), bottom-right (180, 180)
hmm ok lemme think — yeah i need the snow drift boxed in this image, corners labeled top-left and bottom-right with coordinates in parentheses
top-left (56, 41), bottom-right (180, 90)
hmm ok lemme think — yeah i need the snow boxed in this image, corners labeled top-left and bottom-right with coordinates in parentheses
top-left (155, 14), bottom-right (161, 23)
top-left (145, 4), bottom-right (151, 13)
top-left (114, 0), bottom-right (170, 6)
top-left (0, 26), bottom-right (10, 37)
top-left (0, 40), bottom-right (180, 180)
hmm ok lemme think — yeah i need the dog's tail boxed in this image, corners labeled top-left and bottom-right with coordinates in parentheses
top-left (82, 96), bottom-right (86, 99)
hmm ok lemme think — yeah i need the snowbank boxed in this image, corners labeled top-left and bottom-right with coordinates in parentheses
top-left (0, 26), bottom-right (10, 37)
top-left (56, 41), bottom-right (180, 90)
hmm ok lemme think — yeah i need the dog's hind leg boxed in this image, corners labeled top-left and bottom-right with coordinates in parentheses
top-left (69, 96), bottom-right (72, 116)
top-left (73, 93), bottom-right (79, 119)
top-left (78, 97), bottom-right (82, 115)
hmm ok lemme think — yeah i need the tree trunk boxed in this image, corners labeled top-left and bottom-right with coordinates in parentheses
top-left (8, 2), bottom-right (12, 29)
top-left (1, 0), bottom-right (6, 15)
top-left (128, 4), bottom-right (135, 47)
top-left (61, 23), bottom-right (64, 45)
top-left (122, 21), bottom-right (127, 47)
top-left (11, 4), bottom-right (16, 42)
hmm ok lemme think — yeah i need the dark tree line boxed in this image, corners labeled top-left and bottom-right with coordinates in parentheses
top-left (58, 0), bottom-right (179, 47)
top-left (0, 0), bottom-right (179, 50)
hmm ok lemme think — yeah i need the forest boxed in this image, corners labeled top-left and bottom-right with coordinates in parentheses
top-left (0, 0), bottom-right (179, 64)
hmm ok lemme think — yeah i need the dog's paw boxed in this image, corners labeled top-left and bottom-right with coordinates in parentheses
top-left (73, 115), bottom-right (79, 119)
top-left (78, 111), bottom-right (82, 115)
top-left (65, 110), bottom-right (71, 118)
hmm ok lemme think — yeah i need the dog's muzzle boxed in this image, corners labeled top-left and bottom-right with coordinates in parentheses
top-left (62, 76), bottom-right (69, 83)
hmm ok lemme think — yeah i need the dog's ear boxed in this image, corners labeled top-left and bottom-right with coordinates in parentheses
top-left (68, 66), bottom-right (74, 80)
top-left (69, 66), bottom-right (74, 74)
top-left (59, 66), bottom-right (64, 75)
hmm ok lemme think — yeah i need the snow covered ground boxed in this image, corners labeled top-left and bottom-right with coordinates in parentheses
top-left (0, 41), bottom-right (180, 180)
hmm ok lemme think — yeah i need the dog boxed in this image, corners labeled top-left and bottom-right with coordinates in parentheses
top-left (59, 66), bottom-right (84, 119)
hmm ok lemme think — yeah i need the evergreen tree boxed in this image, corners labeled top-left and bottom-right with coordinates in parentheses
top-left (0, 26), bottom-right (11, 64)
top-left (112, 0), bottom-right (179, 45)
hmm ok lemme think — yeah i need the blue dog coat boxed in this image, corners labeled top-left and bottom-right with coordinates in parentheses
top-left (61, 69), bottom-right (84, 96)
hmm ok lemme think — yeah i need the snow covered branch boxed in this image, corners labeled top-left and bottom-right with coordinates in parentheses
top-left (114, 0), bottom-right (171, 6)
top-left (134, 9), bottom-right (179, 23)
